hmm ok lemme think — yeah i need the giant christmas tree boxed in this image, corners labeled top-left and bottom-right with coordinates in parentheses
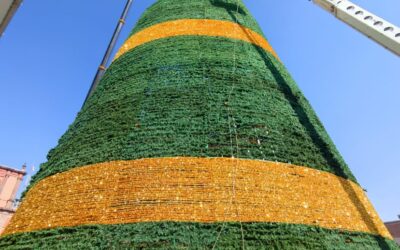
top-left (1, 0), bottom-right (397, 248)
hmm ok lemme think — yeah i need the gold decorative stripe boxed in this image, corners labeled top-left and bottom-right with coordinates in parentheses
top-left (114, 19), bottom-right (279, 60)
top-left (4, 157), bottom-right (391, 238)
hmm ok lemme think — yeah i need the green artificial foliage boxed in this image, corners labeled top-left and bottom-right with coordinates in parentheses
top-left (1, 222), bottom-right (398, 250)
top-left (28, 35), bottom-right (354, 189)
top-left (129, 0), bottom-right (264, 37)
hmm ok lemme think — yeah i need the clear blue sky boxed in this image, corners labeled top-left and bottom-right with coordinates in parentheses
top-left (0, 0), bottom-right (399, 222)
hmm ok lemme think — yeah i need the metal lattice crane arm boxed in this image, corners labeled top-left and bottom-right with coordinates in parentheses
top-left (313, 0), bottom-right (400, 56)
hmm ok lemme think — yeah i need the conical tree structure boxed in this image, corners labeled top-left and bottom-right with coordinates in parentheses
top-left (1, 0), bottom-right (397, 248)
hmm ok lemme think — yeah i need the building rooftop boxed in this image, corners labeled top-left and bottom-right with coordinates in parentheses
top-left (0, 164), bottom-right (26, 175)
top-left (385, 219), bottom-right (400, 245)
top-left (385, 220), bottom-right (400, 237)
top-left (0, 0), bottom-right (23, 37)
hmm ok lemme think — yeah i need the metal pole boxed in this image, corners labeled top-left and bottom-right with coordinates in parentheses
top-left (82, 0), bottom-right (134, 107)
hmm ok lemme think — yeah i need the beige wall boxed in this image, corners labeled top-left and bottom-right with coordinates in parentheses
top-left (0, 212), bottom-right (13, 235)
top-left (0, 166), bottom-right (25, 234)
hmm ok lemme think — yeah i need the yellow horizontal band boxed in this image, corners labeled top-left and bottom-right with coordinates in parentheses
top-left (114, 19), bottom-right (279, 61)
top-left (4, 157), bottom-right (391, 239)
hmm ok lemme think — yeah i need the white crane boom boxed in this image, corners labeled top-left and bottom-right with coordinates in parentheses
top-left (313, 0), bottom-right (400, 56)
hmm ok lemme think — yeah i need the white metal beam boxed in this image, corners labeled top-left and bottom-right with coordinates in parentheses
top-left (313, 0), bottom-right (400, 56)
